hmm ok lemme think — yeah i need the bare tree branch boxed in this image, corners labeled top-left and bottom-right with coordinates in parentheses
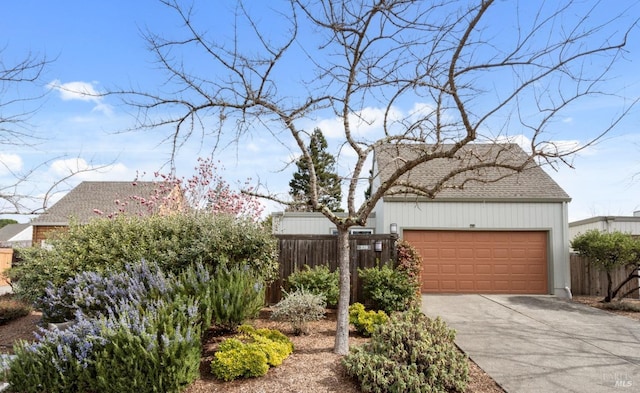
top-left (115, 0), bottom-right (640, 354)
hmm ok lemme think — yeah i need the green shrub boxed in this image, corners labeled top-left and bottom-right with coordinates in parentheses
top-left (0, 294), bottom-right (31, 325)
top-left (348, 302), bottom-right (388, 337)
top-left (359, 263), bottom-right (418, 313)
top-left (271, 288), bottom-right (326, 335)
top-left (343, 310), bottom-right (468, 393)
top-left (8, 296), bottom-right (201, 393)
top-left (209, 266), bottom-right (265, 331)
top-left (6, 262), bottom-right (203, 393)
top-left (287, 265), bottom-right (339, 307)
top-left (210, 325), bottom-right (293, 381)
top-left (38, 260), bottom-right (172, 323)
top-left (90, 298), bottom-right (202, 393)
top-left (9, 213), bottom-right (278, 304)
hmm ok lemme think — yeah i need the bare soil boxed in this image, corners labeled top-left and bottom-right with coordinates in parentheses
top-left (571, 295), bottom-right (640, 321)
top-left (1, 308), bottom-right (504, 392)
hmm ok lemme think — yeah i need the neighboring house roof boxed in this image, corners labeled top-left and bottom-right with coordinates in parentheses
top-left (569, 215), bottom-right (640, 238)
top-left (30, 181), bottom-right (168, 226)
top-left (0, 224), bottom-right (31, 246)
top-left (570, 215), bottom-right (640, 227)
top-left (374, 143), bottom-right (570, 202)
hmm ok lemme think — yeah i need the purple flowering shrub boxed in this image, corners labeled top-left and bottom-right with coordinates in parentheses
top-left (8, 297), bottom-right (201, 393)
top-left (7, 261), bottom-right (209, 392)
top-left (6, 260), bottom-right (266, 392)
top-left (38, 260), bottom-right (171, 323)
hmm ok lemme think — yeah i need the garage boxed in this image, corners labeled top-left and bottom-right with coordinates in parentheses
top-left (404, 230), bottom-right (548, 294)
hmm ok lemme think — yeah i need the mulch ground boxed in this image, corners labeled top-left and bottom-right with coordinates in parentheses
top-left (4, 297), bottom-right (638, 392)
top-left (1, 307), bottom-right (504, 392)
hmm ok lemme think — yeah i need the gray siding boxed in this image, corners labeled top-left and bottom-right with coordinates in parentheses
top-left (378, 200), bottom-right (570, 297)
top-left (272, 212), bottom-right (375, 235)
top-left (272, 200), bottom-right (571, 298)
top-left (569, 219), bottom-right (640, 240)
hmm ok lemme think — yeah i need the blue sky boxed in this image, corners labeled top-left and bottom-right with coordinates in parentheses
top-left (2, 1), bottom-right (640, 223)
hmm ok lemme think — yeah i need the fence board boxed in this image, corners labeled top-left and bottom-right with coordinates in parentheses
top-left (266, 234), bottom-right (398, 305)
top-left (0, 248), bottom-right (12, 286)
top-left (570, 253), bottom-right (639, 299)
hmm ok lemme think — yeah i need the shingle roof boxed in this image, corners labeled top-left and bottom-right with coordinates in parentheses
top-left (374, 143), bottom-right (570, 201)
top-left (0, 223), bottom-right (31, 242)
top-left (30, 181), bottom-right (163, 225)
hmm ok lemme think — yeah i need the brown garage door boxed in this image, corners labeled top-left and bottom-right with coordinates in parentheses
top-left (404, 230), bottom-right (548, 294)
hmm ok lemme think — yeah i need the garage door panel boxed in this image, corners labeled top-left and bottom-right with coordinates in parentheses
top-left (458, 248), bottom-right (474, 258)
top-left (441, 264), bottom-right (457, 274)
top-left (475, 249), bottom-right (492, 258)
top-left (440, 248), bottom-right (457, 258)
top-left (458, 281), bottom-right (476, 291)
top-left (405, 230), bottom-right (548, 294)
top-left (458, 264), bottom-right (474, 274)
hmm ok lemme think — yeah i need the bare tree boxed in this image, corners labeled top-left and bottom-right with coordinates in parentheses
top-left (0, 48), bottom-right (114, 215)
top-left (0, 48), bottom-right (50, 147)
top-left (0, 48), bottom-right (52, 215)
top-left (119, 0), bottom-right (639, 354)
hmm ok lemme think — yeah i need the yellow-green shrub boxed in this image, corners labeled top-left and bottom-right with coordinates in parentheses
top-left (210, 339), bottom-right (269, 381)
top-left (210, 325), bottom-right (293, 381)
top-left (349, 302), bottom-right (388, 337)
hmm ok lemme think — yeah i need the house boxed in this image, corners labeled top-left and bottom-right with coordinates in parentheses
top-left (568, 213), bottom-right (640, 298)
top-left (29, 181), bottom-right (180, 246)
top-left (0, 223), bottom-right (32, 248)
top-left (274, 143), bottom-right (572, 297)
top-left (569, 212), bottom-right (640, 240)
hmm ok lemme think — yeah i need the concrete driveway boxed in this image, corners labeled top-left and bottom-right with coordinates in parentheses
top-left (421, 295), bottom-right (640, 393)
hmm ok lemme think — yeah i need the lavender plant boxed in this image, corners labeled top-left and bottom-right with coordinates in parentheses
top-left (8, 297), bottom-right (201, 393)
top-left (9, 312), bottom-right (107, 392)
top-left (8, 261), bottom-right (207, 392)
top-left (38, 260), bottom-right (171, 323)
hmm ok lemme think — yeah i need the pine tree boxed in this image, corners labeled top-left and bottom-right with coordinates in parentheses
top-left (289, 128), bottom-right (342, 212)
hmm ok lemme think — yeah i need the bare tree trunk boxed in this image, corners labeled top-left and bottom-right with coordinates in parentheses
top-left (605, 271), bottom-right (613, 303)
top-left (610, 266), bottom-right (640, 300)
top-left (334, 227), bottom-right (351, 355)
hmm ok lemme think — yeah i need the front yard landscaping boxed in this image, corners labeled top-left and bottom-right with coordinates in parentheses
top-left (1, 301), bottom-right (504, 393)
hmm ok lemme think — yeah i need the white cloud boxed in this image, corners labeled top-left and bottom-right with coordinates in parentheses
top-left (246, 142), bottom-right (260, 153)
top-left (48, 79), bottom-right (102, 102)
top-left (49, 158), bottom-right (133, 181)
top-left (91, 102), bottom-right (114, 116)
top-left (47, 79), bottom-right (114, 115)
top-left (316, 106), bottom-right (392, 139)
top-left (0, 153), bottom-right (23, 175)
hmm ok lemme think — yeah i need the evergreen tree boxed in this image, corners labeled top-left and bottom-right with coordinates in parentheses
top-left (289, 128), bottom-right (342, 212)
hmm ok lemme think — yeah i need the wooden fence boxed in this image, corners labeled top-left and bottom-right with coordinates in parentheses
top-left (570, 253), bottom-right (639, 299)
top-left (266, 234), bottom-right (398, 305)
top-left (0, 248), bottom-right (12, 286)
